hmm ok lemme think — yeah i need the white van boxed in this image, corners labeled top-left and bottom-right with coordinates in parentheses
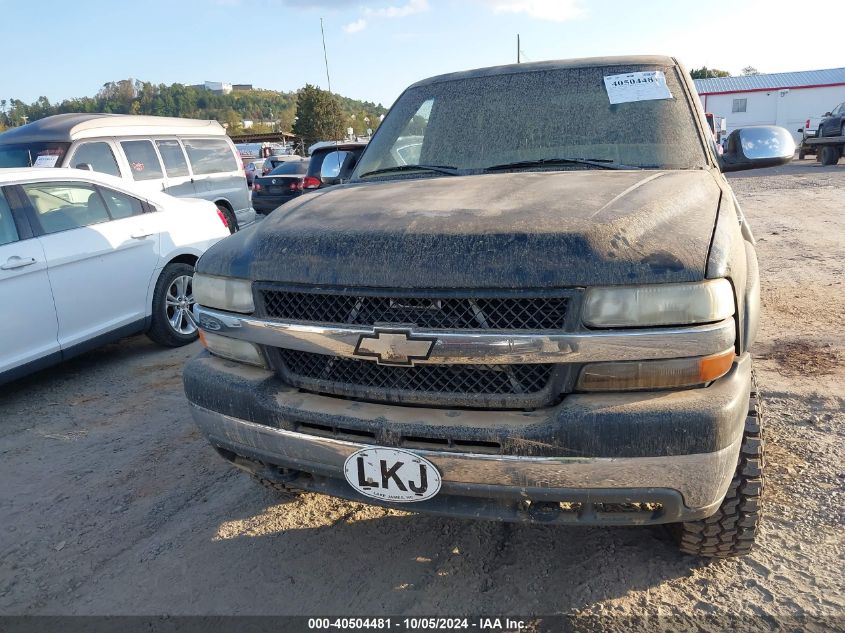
top-left (0, 114), bottom-right (255, 232)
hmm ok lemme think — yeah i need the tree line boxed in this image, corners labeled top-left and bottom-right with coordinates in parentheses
top-left (0, 79), bottom-right (388, 140)
top-left (689, 66), bottom-right (761, 79)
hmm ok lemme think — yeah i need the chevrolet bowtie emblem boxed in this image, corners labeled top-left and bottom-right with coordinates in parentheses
top-left (353, 328), bottom-right (437, 366)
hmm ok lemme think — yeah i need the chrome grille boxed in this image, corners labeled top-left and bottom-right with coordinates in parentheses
top-left (260, 290), bottom-right (570, 330)
top-left (270, 349), bottom-right (558, 408)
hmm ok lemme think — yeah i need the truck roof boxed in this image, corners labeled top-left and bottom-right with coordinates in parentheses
top-left (0, 113), bottom-right (226, 144)
top-left (407, 55), bottom-right (679, 91)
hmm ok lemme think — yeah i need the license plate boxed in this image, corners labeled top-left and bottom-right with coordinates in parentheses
top-left (343, 447), bottom-right (442, 502)
top-left (268, 186), bottom-right (283, 194)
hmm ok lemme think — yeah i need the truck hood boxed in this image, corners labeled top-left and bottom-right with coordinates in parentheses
top-left (198, 170), bottom-right (722, 288)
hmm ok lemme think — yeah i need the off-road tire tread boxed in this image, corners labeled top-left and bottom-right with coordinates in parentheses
top-left (676, 371), bottom-right (763, 558)
top-left (253, 475), bottom-right (303, 496)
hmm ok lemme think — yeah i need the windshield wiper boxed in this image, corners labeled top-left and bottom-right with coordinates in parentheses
top-left (483, 157), bottom-right (635, 171)
top-left (358, 164), bottom-right (460, 178)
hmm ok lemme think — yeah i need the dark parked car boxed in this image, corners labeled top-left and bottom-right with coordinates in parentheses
top-left (251, 160), bottom-right (309, 214)
top-left (817, 102), bottom-right (845, 139)
top-left (185, 56), bottom-right (795, 558)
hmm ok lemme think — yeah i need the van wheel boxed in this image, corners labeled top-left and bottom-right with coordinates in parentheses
top-left (218, 205), bottom-right (239, 234)
top-left (147, 262), bottom-right (199, 347)
top-left (673, 372), bottom-right (763, 557)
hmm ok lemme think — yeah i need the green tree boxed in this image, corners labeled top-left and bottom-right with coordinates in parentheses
top-left (292, 84), bottom-right (345, 145)
top-left (690, 66), bottom-right (731, 79)
top-left (741, 66), bottom-right (760, 76)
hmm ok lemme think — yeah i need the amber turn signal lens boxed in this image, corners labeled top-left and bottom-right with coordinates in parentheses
top-left (697, 348), bottom-right (735, 383)
top-left (576, 349), bottom-right (736, 392)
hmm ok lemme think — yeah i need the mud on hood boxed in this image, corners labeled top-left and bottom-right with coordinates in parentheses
top-left (199, 170), bottom-right (722, 288)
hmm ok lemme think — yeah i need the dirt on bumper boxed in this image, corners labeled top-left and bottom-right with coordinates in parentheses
top-left (183, 352), bottom-right (752, 523)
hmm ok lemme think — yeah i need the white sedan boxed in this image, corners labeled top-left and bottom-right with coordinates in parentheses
top-left (0, 168), bottom-right (230, 384)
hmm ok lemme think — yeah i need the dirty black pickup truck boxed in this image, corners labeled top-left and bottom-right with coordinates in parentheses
top-left (183, 56), bottom-right (795, 557)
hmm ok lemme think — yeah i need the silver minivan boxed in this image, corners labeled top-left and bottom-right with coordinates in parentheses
top-left (0, 113), bottom-right (255, 232)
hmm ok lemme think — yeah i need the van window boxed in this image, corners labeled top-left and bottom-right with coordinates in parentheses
top-left (0, 142), bottom-right (69, 168)
top-left (183, 138), bottom-right (237, 175)
top-left (23, 182), bottom-right (111, 235)
top-left (121, 140), bottom-right (164, 181)
top-left (0, 191), bottom-right (19, 246)
top-left (155, 140), bottom-right (190, 177)
top-left (71, 142), bottom-right (121, 176)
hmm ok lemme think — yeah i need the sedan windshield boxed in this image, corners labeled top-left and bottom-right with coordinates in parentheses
top-left (354, 64), bottom-right (707, 179)
top-left (0, 142), bottom-right (70, 168)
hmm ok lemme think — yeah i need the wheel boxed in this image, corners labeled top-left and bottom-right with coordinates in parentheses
top-left (146, 262), bottom-right (199, 347)
top-left (673, 372), bottom-right (763, 558)
top-left (217, 205), bottom-right (239, 234)
top-left (820, 145), bottom-right (841, 166)
top-left (252, 474), bottom-right (303, 496)
top-left (798, 150), bottom-right (805, 160)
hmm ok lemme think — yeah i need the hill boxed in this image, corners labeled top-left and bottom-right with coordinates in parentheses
top-left (0, 79), bottom-right (388, 136)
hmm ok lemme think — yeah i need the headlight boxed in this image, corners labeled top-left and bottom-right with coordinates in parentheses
top-left (193, 273), bottom-right (254, 313)
top-left (582, 279), bottom-right (734, 328)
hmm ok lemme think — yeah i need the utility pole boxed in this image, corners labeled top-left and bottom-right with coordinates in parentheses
top-left (320, 18), bottom-right (332, 94)
top-left (517, 34), bottom-right (520, 64)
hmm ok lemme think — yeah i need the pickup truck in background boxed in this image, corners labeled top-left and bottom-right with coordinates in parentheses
top-left (183, 56), bottom-right (796, 558)
top-left (797, 115), bottom-right (823, 160)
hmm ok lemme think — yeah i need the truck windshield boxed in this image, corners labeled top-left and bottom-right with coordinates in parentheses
top-left (355, 64), bottom-right (707, 179)
top-left (0, 142), bottom-right (70, 168)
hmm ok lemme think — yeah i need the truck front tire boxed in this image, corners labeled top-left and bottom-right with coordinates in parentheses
top-left (674, 373), bottom-right (763, 557)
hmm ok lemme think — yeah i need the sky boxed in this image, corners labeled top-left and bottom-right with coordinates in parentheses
top-left (0, 0), bottom-right (837, 108)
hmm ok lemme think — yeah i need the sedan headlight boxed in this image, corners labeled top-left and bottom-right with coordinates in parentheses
top-left (582, 279), bottom-right (734, 328)
top-left (193, 274), bottom-right (254, 314)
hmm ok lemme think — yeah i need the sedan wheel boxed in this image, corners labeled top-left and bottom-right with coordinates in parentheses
top-left (147, 262), bottom-right (200, 347)
top-left (165, 274), bottom-right (197, 336)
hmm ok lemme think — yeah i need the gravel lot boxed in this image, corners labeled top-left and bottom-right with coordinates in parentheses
top-left (1, 161), bottom-right (843, 629)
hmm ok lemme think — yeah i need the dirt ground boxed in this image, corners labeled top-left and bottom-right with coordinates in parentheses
top-left (1, 161), bottom-right (843, 629)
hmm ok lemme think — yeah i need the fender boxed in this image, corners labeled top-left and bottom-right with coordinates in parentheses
top-left (706, 180), bottom-right (759, 354)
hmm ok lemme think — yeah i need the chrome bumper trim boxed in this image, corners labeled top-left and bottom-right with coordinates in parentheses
top-left (194, 305), bottom-right (736, 365)
top-left (190, 403), bottom-right (740, 510)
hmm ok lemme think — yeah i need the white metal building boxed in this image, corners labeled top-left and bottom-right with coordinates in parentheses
top-left (694, 68), bottom-right (845, 142)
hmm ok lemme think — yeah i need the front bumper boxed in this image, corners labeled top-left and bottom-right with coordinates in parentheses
top-left (184, 352), bottom-right (751, 525)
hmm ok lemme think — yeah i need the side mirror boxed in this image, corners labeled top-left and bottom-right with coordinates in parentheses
top-left (720, 126), bottom-right (795, 173)
top-left (319, 150), bottom-right (351, 186)
top-left (75, 163), bottom-right (93, 171)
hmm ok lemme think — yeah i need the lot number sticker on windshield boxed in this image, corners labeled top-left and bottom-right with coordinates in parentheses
top-left (603, 71), bottom-right (673, 105)
top-left (344, 447), bottom-right (442, 503)
top-left (33, 155), bottom-right (59, 168)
